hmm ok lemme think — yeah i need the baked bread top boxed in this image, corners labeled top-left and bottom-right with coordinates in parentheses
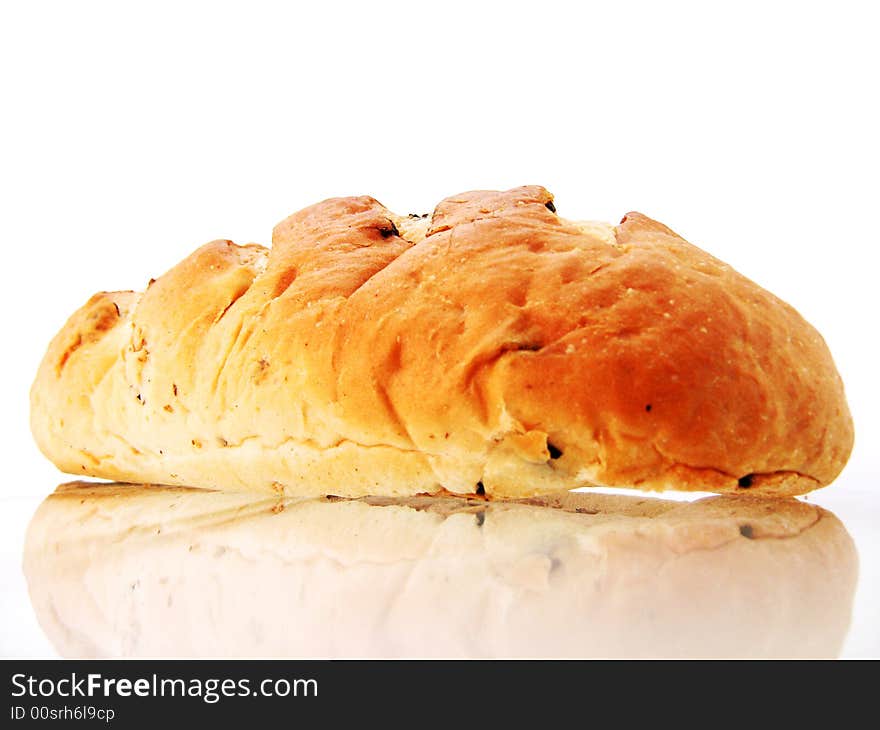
top-left (30, 186), bottom-right (853, 497)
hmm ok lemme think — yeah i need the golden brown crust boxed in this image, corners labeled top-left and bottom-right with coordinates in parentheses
top-left (30, 186), bottom-right (853, 497)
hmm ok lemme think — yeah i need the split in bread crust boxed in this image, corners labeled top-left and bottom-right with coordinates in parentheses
top-left (30, 186), bottom-right (854, 497)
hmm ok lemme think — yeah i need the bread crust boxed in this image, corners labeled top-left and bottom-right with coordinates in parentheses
top-left (30, 186), bottom-right (853, 497)
top-left (23, 482), bottom-right (858, 658)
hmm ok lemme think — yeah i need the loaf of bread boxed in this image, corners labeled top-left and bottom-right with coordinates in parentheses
top-left (30, 186), bottom-right (853, 497)
top-left (23, 481), bottom-right (857, 658)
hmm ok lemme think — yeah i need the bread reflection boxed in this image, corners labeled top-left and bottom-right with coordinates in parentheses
top-left (24, 482), bottom-right (857, 658)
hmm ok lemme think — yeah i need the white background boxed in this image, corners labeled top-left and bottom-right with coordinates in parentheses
top-left (0, 1), bottom-right (877, 656)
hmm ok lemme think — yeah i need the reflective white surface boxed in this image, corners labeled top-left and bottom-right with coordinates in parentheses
top-left (4, 477), bottom-right (876, 659)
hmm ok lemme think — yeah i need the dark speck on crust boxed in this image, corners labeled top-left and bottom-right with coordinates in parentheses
top-left (739, 524), bottom-right (754, 539)
top-left (379, 220), bottom-right (400, 238)
top-left (511, 342), bottom-right (542, 352)
top-left (738, 474), bottom-right (754, 488)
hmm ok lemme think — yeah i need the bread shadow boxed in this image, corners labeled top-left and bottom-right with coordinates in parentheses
top-left (23, 481), bottom-right (858, 658)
